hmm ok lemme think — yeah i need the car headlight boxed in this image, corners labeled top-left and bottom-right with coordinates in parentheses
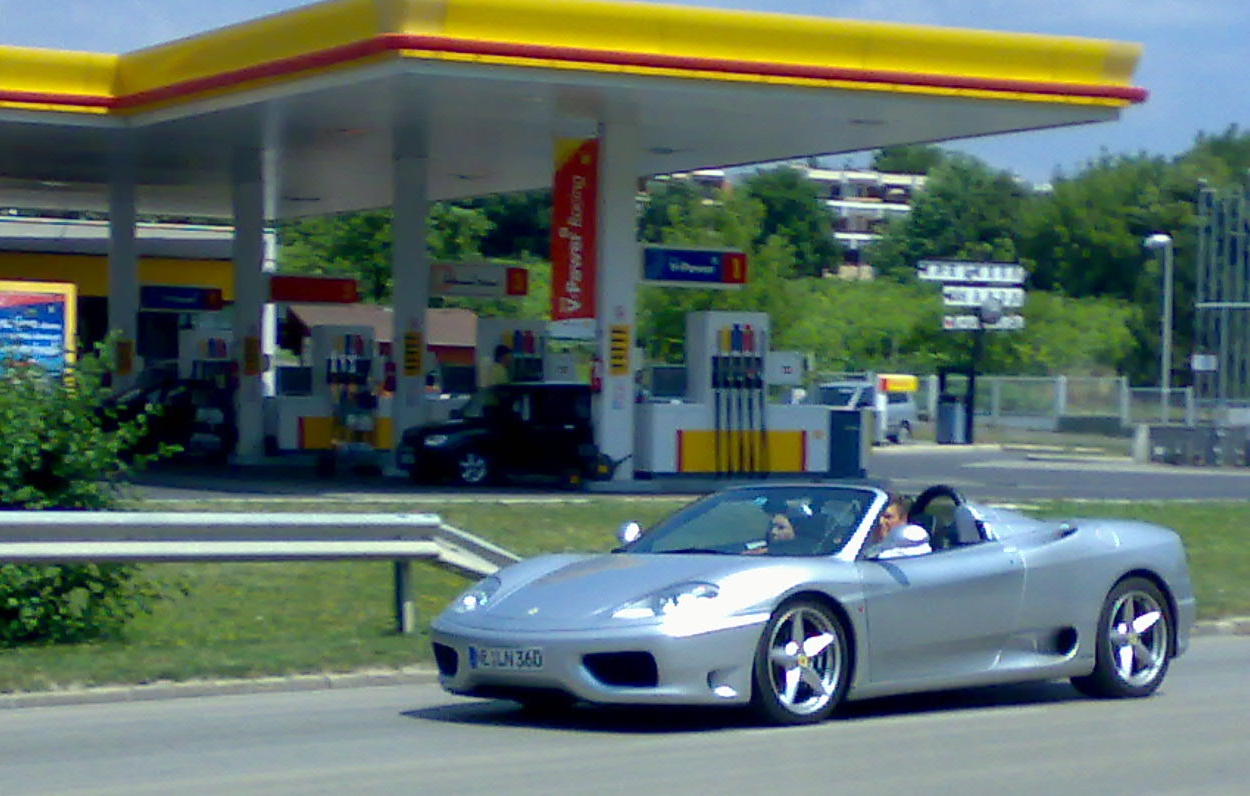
top-left (451, 576), bottom-right (501, 613)
top-left (423, 434), bottom-right (450, 448)
top-left (612, 581), bottom-right (719, 620)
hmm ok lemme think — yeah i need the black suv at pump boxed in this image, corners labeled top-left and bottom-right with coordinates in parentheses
top-left (397, 382), bottom-right (603, 487)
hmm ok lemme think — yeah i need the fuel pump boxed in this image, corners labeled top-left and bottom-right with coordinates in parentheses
top-left (309, 324), bottom-right (379, 476)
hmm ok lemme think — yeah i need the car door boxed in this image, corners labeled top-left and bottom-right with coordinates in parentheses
top-left (527, 387), bottom-right (590, 474)
top-left (484, 387), bottom-right (528, 472)
top-left (856, 541), bottom-right (1024, 685)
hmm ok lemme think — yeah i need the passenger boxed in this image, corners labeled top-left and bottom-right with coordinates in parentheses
top-left (745, 502), bottom-right (816, 556)
top-left (867, 493), bottom-right (932, 559)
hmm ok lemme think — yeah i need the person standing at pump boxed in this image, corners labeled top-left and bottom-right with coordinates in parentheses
top-left (483, 344), bottom-right (513, 389)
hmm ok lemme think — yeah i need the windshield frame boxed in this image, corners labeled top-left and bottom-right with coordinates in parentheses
top-left (621, 485), bottom-right (887, 560)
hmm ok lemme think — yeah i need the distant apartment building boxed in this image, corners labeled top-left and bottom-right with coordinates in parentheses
top-left (647, 164), bottom-right (926, 278)
top-left (644, 169), bottom-right (730, 203)
top-left (800, 167), bottom-right (926, 279)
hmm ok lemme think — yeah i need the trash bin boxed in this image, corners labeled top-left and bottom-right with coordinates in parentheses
top-left (936, 394), bottom-right (967, 445)
top-left (827, 408), bottom-right (869, 478)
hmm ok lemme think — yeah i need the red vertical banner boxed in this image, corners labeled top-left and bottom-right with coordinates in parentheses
top-left (550, 138), bottom-right (599, 325)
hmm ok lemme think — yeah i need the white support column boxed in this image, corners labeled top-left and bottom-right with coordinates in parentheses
top-left (390, 124), bottom-right (432, 461)
top-left (593, 120), bottom-right (640, 480)
top-left (260, 136), bottom-right (284, 401)
top-left (107, 141), bottom-right (140, 388)
top-left (231, 148), bottom-right (268, 462)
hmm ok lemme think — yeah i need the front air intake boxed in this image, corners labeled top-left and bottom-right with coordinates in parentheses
top-left (583, 652), bottom-right (658, 687)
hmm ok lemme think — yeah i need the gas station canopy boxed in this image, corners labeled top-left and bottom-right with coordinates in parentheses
top-left (0, 0), bottom-right (1145, 219)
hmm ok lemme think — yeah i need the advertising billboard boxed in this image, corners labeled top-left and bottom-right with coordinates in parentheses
top-left (549, 137), bottom-right (599, 336)
top-left (0, 280), bottom-right (77, 373)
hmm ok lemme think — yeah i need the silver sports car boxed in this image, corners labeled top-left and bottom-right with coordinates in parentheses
top-left (430, 483), bottom-right (1196, 724)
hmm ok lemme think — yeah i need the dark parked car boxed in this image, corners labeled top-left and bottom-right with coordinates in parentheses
top-left (398, 382), bottom-right (603, 487)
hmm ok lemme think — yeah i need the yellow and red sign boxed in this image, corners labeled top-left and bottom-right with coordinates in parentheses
top-left (270, 274), bottom-right (358, 304)
top-left (550, 137), bottom-right (598, 324)
top-left (877, 373), bottom-right (919, 393)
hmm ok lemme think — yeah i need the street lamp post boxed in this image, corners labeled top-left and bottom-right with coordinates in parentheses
top-left (1144, 233), bottom-right (1174, 422)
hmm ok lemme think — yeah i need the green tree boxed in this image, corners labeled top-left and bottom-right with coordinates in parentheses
top-left (277, 203), bottom-right (493, 303)
top-left (1016, 152), bottom-right (1197, 384)
top-left (465, 190), bottom-right (552, 259)
top-left (1178, 125), bottom-right (1250, 189)
top-left (872, 144), bottom-right (947, 175)
top-left (867, 154), bottom-right (1026, 279)
top-left (741, 166), bottom-right (842, 277)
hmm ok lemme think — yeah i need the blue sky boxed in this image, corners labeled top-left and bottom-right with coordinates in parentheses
top-left (1, 0), bottom-right (1245, 183)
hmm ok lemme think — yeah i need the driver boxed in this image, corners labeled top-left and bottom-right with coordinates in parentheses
top-left (866, 494), bottom-right (931, 559)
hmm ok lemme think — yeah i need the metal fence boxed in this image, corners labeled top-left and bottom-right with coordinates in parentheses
top-left (1195, 186), bottom-right (1250, 411)
top-left (917, 375), bottom-right (1198, 431)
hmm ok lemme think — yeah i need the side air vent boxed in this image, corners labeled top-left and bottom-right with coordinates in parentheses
top-left (432, 643), bottom-right (459, 677)
top-left (1054, 627), bottom-right (1079, 656)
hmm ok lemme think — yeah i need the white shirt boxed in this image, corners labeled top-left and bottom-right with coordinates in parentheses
top-left (876, 523), bottom-right (932, 559)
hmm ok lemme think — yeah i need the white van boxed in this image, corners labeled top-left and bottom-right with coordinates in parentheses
top-left (807, 374), bottom-right (919, 444)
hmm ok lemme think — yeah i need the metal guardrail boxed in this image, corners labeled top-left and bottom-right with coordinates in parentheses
top-left (0, 513), bottom-right (522, 634)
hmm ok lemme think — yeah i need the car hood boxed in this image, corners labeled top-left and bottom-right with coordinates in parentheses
top-left (444, 552), bottom-right (853, 632)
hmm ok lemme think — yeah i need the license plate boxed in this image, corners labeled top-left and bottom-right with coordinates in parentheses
top-left (468, 646), bottom-right (544, 671)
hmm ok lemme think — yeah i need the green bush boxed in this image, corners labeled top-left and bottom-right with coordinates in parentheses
top-left (0, 563), bottom-right (163, 647)
top-left (1, 339), bottom-right (172, 647)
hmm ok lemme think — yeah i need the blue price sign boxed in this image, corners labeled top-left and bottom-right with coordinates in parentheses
top-left (140, 285), bottom-right (224, 311)
top-left (642, 247), bottom-right (748, 287)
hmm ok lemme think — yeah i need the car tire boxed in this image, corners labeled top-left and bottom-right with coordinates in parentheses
top-left (314, 452), bottom-right (336, 478)
top-left (559, 469), bottom-right (584, 492)
top-left (1071, 577), bottom-right (1172, 699)
top-left (750, 598), bottom-right (850, 725)
top-left (454, 450), bottom-right (491, 486)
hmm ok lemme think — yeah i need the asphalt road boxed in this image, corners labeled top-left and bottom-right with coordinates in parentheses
top-left (128, 446), bottom-right (1250, 503)
top-left (3, 636), bottom-right (1247, 796)
top-left (869, 446), bottom-right (1250, 502)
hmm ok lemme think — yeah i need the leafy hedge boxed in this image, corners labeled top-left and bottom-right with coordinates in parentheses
top-left (1, 340), bottom-right (171, 647)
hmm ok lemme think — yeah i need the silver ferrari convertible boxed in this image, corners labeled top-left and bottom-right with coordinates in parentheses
top-left (430, 483), bottom-right (1196, 724)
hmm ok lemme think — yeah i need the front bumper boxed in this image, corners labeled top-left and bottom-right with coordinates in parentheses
top-left (430, 614), bottom-right (768, 706)
top-left (397, 443), bottom-right (457, 479)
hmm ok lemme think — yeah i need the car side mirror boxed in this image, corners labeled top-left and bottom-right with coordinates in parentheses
top-left (616, 521), bottom-right (643, 546)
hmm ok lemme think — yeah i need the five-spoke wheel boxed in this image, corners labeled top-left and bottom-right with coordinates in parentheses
top-left (751, 599), bottom-right (849, 724)
top-left (1073, 577), bottom-right (1172, 698)
top-left (455, 450), bottom-right (491, 486)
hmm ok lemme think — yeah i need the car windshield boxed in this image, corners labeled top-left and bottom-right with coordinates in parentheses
top-left (819, 386), bottom-right (862, 407)
top-left (623, 486), bottom-right (881, 557)
top-left (457, 387), bottom-right (502, 420)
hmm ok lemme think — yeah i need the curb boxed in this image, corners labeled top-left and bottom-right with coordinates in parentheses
top-left (1022, 453), bottom-right (1134, 463)
top-left (0, 667), bottom-right (438, 710)
top-left (1191, 617), bottom-right (1250, 638)
top-left (7, 619), bottom-right (1250, 710)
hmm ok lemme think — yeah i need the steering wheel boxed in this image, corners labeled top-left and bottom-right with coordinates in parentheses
top-left (909, 484), bottom-right (966, 520)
